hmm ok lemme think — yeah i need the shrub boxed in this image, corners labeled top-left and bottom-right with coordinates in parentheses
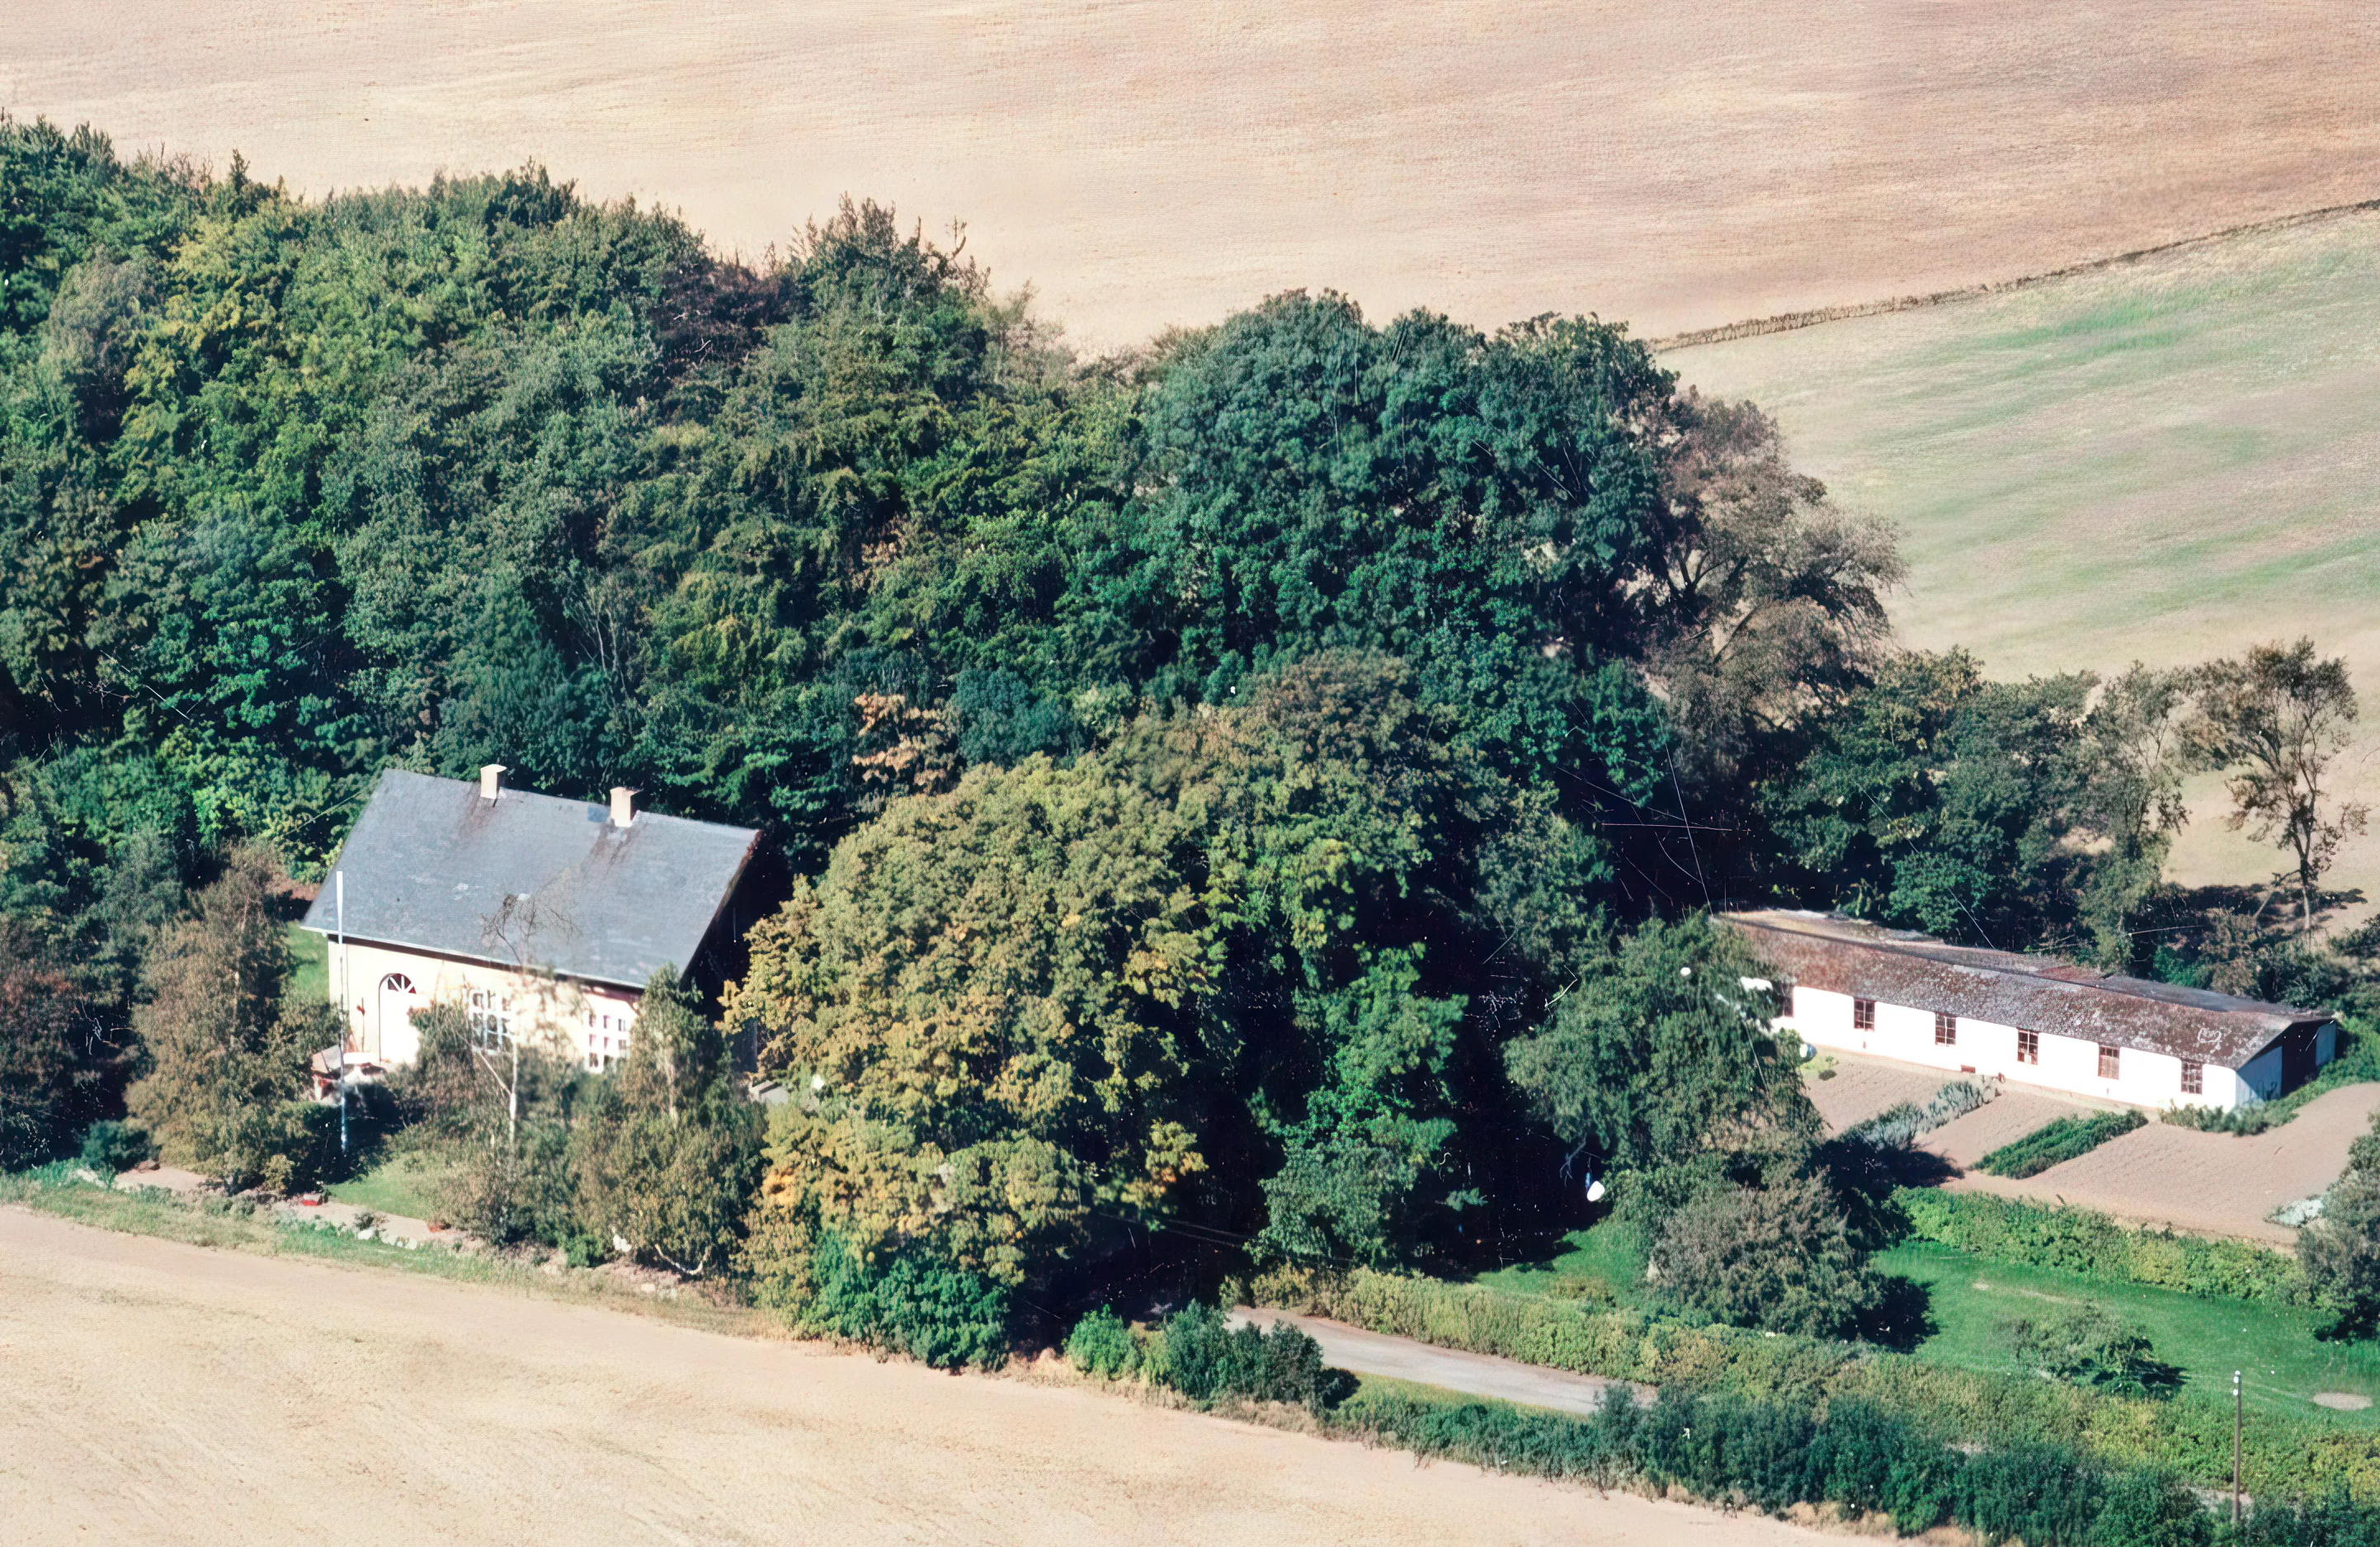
top-left (570, 972), bottom-right (764, 1276)
top-left (1153, 1304), bottom-right (1343, 1413)
top-left (1980, 1110), bottom-right (2147, 1178)
top-left (2005, 1301), bottom-right (2180, 1398)
top-left (2298, 1118), bottom-right (2380, 1336)
top-left (759, 1225), bottom-right (1011, 1370)
top-left (1647, 1173), bottom-right (1883, 1337)
top-left (77, 1119), bottom-right (151, 1175)
top-left (1843, 1078), bottom-right (1996, 1151)
top-left (1063, 1307), bottom-right (1138, 1378)
top-left (1895, 1189), bottom-right (2310, 1304)
top-left (1335, 1380), bottom-right (2236, 1545)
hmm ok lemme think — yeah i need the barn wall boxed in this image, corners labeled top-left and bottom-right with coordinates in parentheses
top-left (1787, 984), bottom-right (2237, 1111)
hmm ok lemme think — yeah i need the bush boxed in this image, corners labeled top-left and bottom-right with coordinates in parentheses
top-left (570, 972), bottom-right (764, 1276)
top-left (1152, 1304), bottom-right (1344, 1413)
top-left (1063, 1306), bottom-right (1138, 1378)
top-left (2006, 1301), bottom-right (2180, 1398)
top-left (1896, 1189), bottom-right (2310, 1304)
top-left (1647, 1174), bottom-right (1883, 1337)
top-left (2298, 1121), bottom-right (2380, 1336)
top-left (77, 1119), bottom-right (151, 1175)
top-left (1843, 1078), bottom-right (1996, 1151)
top-left (1980, 1110), bottom-right (2147, 1178)
top-left (766, 1227), bottom-right (1011, 1370)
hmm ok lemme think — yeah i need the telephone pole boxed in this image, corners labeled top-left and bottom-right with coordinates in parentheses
top-left (2232, 1369), bottom-right (2243, 1526)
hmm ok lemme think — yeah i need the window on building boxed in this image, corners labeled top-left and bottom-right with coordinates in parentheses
top-left (2098, 1044), bottom-right (2121, 1079)
top-left (1934, 1011), bottom-right (1957, 1046)
top-left (2181, 1059), bottom-right (2203, 1095)
top-left (466, 988), bottom-right (512, 1050)
top-left (2017, 1029), bottom-right (2039, 1064)
top-left (1853, 998), bottom-right (1876, 1031)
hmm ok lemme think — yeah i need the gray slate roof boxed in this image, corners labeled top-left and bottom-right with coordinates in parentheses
top-left (1721, 909), bottom-right (2326, 1069)
top-left (301, 771), bottom-right (760, 990)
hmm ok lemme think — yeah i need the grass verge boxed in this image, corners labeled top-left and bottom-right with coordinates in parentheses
top-left (324, 1152), bottom-right (450, 1220)
top-left (0, 1166), bottom-right (768, 1341)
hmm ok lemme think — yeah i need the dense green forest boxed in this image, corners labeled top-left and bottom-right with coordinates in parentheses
top-left (4, 116), bottom-right (2376, 1362)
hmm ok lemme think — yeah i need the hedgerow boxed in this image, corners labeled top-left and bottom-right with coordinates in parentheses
top-left (1259, 1266), bottom-right (2380, 1498)
top-left (1894, 1189), bottom-right (2312, 1304)
top-left (1335, 1385), bottom-right (2229, 1545)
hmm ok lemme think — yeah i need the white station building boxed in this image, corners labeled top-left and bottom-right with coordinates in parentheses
top-left (301, 766), bottom-right (761, 1072)
top-left (1722, 910), bottom-right (2337, 1113)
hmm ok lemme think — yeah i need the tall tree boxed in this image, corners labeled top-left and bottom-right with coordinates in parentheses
top-left (0, 920), bottom-right (97, 1167)
top-left (2189, 639), bottom-right (2367, 934)
top-left (573, 970), bottom-right (763, 1275)
top-left (2073, 663), bottom-right (2197, 967)
top-left (122, 846), bottom-right (319, 1191)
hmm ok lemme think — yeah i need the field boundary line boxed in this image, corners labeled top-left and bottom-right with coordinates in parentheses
top-left (1651, 195), bottom-right (2380, 353)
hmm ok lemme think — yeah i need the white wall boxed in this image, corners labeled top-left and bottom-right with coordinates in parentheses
top-left (1789, 984), bottom-right (2238, 1111)
top-left (321, 937), bottom-right (641, 1070)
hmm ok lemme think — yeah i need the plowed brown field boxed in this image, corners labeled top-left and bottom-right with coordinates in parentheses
top-left (1946, 1083), bottom-right (2380, 1246)
top-left (0, 1208), bottom-right (1834, 1547)
top-left (4, 3), bottom-right (2378, 347)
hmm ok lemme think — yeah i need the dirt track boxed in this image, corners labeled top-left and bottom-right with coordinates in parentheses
top-left (4, 3), bottom-right (2378, 347)
top-left (0, 1209), bottom-right (1832, 1547)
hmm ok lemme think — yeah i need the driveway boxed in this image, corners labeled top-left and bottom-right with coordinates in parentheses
top-left (1232, 1308), bottom-right (1647, 1417)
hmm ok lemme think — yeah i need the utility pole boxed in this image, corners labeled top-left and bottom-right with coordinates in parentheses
top-left (2232, 1369), bottom-right (2243, 1526)
top-left (337, 870), bottom-right (349, 1159)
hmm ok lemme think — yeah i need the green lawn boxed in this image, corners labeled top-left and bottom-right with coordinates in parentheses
top-left (1475, 1219), bottom-right (1651, 1309)
top-left (325, 1154), bottom-right (450, 1221)
top-left (1883, 1241), bottom-right (2380, 1423)
top-left (285, 922), bottom-right (328, 1008)
top-left (1474, 1219), bottom-right (2380, 1424)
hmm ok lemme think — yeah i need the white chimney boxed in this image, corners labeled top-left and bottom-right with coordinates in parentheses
top-left (609, 787), bottom-right (639, 829)
top-left (479, 764), bottom-right (507, 800)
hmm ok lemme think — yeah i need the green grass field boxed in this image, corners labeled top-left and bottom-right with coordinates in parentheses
top-left (1666, 209), bottom-right (2380, 900)
top-left (325, 1154), bottom-right (450, 1221)
top-left (1884, 1241), bottom-right (2380, 1423)
top-left (1475, 1219), bottom-right (2380, 1422)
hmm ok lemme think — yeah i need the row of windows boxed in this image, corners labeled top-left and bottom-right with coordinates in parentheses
top-left (1851, 998), bottom-right (2202, 1093)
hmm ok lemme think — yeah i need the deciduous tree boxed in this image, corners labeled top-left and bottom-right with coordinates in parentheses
top-left (2189, 639), bottom-right (2368, 934)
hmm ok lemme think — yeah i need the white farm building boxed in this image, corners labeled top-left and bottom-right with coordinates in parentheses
top-left (300, 766), bottom-right (763, 1072)
top-left (1721, 910), bottom-right (2337, 1113)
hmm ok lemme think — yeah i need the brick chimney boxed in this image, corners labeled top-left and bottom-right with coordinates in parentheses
top-left (479, 764), bottom-right (507, 800)
top-left (609, 786), bottom-right (639, 829)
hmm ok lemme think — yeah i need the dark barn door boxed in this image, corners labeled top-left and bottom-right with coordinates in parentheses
top-left (2279, 1025), bottom-right (2321, 1093)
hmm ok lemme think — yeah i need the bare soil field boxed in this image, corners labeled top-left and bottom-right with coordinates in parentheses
top-left (1802, 1054), bottom-right (1949, 1133)
top-left (3, 4), bottom-right (2378, 349)
top-left (1672, 206), bottom-right (2380, 901)
top-left (0, 1209), bottom-right (1832, 1547)
top-left (1920, 1087), bottom-right (2109, 1173)
top-left (1946, 1083), bottom-right (2380, 1246)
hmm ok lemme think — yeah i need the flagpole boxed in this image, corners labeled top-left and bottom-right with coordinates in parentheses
top-left (337, 870), bottom-right (348, 1159)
